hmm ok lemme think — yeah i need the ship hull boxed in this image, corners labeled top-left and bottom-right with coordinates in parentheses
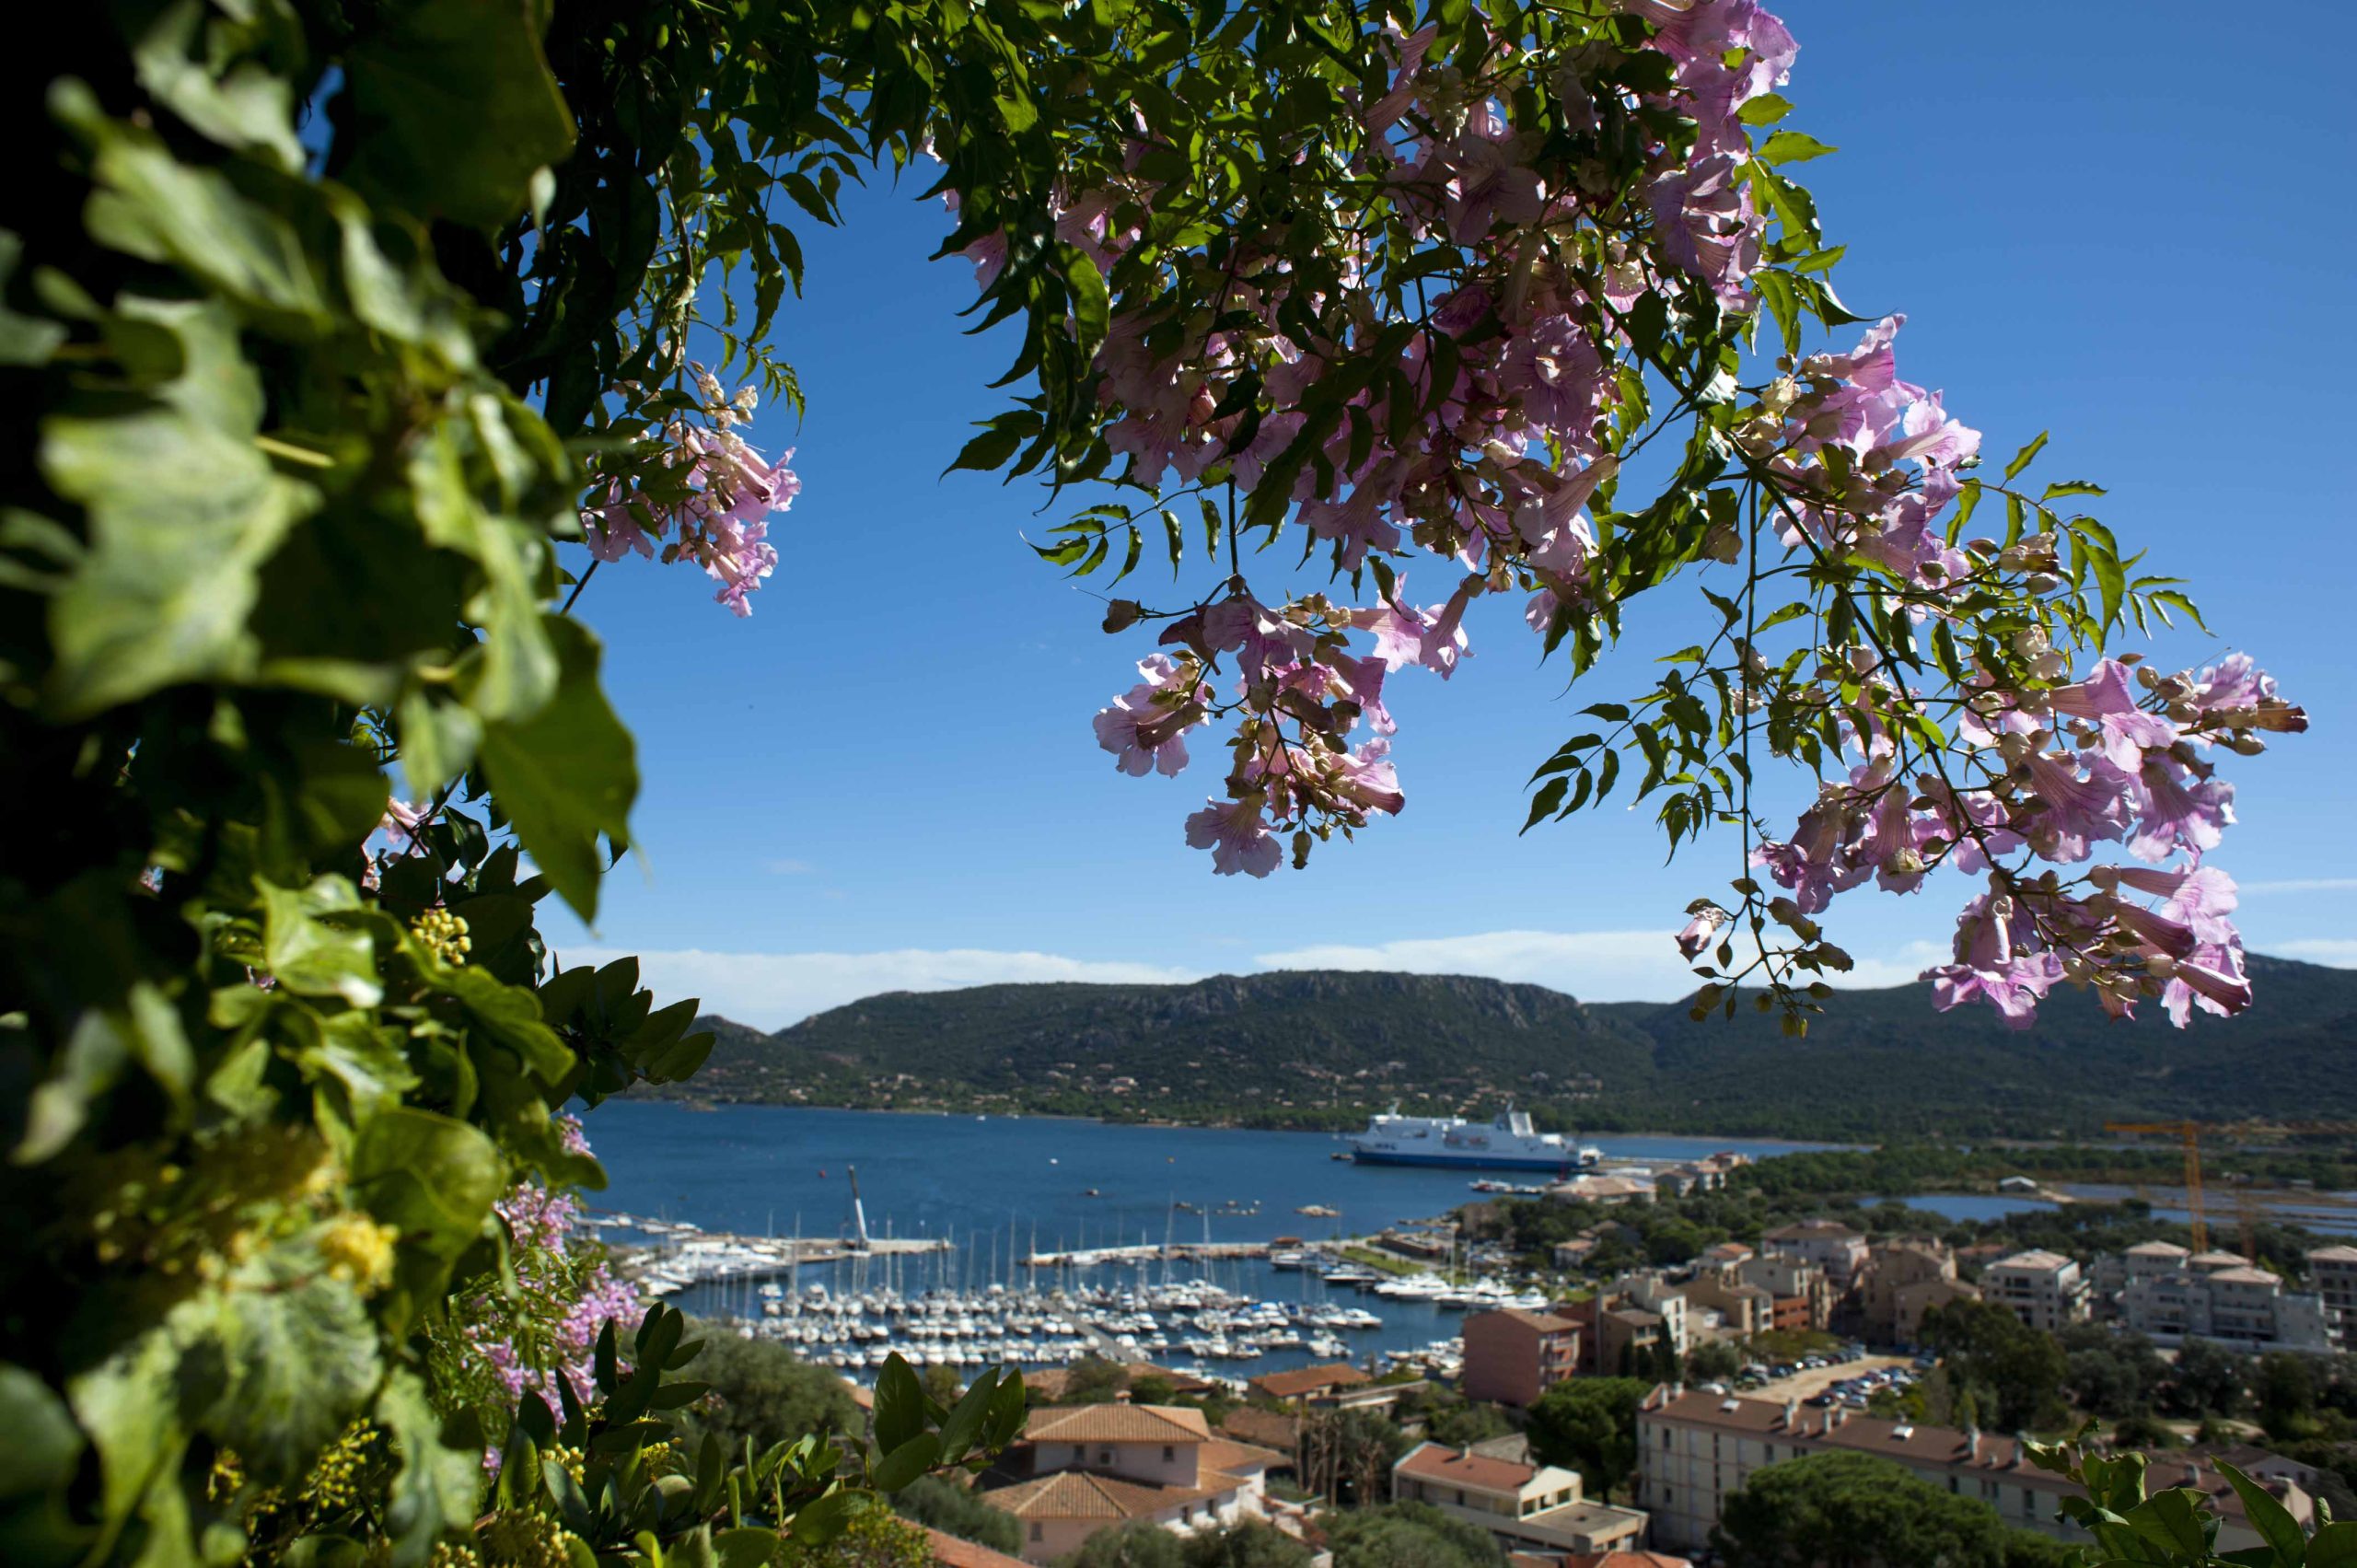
top-left (1349, 1147), bottom-right (1576, 1172)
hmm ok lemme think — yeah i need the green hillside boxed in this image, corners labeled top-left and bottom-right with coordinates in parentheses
top-left (652, 958), bottom-right (2357, 1140)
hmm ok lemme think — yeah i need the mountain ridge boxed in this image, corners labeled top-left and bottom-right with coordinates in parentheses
top-left (654, 956), bottom-right (2357, 1140)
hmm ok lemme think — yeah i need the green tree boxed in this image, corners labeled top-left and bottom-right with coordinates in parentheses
top-left (2111, 1408), bottom-right (2178, 1449)
top-left (1062, 1353), bottom-right (1133, 1405)
top-left (2166, 1338), bottom-right (2250, 1419)
top-left (1526, 1377), bottom-right (1647, 1503)
top-left (2060, 1325), bottom-right (2166, 1419)
top-left (1059, 1521), bottom-right (1188, 1568)
top-left (1922, 1300), bottom-right (2069, 1433)
top-left (1713, 1450), bottom-right (2030, 1568)
top-left (778, 1505), bottom-right (937, 1568)
top-left (1180, 1521), bottom-right (1315, 1568)
top-left (1321, 1502), bottom-right (1505, 1568)
top-left (1425, 1399), bottom-right (1515, 1449)
top-left (2258, 1352), bottom-right (2323, 1439)
top-left (894, 1475), bottom-right (1025, 1557)
top-left (1687, 1340), bottom-right (1747, 1384)
top-left (676, 1328), bottom-right (863, 1454)
top-left (1130, 1375), bottom-right (1178, 1407)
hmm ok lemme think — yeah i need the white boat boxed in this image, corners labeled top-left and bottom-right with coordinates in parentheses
top-left (1347, 1107), bottom-right (1603, 1173)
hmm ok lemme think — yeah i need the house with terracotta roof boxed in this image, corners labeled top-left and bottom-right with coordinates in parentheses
top-left (1557, 1553), bottom-right (1694, 1568)
top-left (1462, 1307), bottom-right (1584, 1407)
top-left (1633, 1385), bottom-right (2315, 1554)
top-left (1390, 1441), bottom-right (1648, 1556)
top-left (1762, 1219), bottom-right (1868, 1289)
top-left (1248, 1361), bottom-right (1378, 1410)
top-left (979, 1403), bottom-right (1284, 1562)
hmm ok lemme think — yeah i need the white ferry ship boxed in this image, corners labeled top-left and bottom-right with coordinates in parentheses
top-left (1347, 1108), bottom-right (1604, 1172)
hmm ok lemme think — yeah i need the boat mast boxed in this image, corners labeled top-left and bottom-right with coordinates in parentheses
top-left (847, 1166), bottom-right (871, 1250)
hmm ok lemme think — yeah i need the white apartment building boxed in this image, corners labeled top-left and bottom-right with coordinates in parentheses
top-left (1761, 1219), bottom-right (1868, 1288)
top-left (1634, 1387), bottom-right (2312, 1555)
top-left (1980, 1249), bottom-right (2092, 1333)
top-left (2308, 1246), bottom-right (2357, 1349)
top-left (2118, 1254), bottom-right (2333, 1355)
top-left (1613, 1272), bottom-right (1692, 1357)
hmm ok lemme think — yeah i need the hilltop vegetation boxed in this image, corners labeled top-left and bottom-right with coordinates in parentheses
top-left (650, 958), bottom-right (2357, 1142)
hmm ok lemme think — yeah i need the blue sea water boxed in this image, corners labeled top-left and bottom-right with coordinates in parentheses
top-left (582, 1101), bottom-right (1843, 1371)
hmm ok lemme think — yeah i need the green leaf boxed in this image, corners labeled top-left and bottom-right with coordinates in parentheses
top-left (0, 1364), bottom-right (90, 1566)
top-left (1758, 131), bottom-right (1836, 163)
top-left (261, 876), bottom-right (383, 1006)
top-left (340, 0), bottom-right (576, 230)
top-left (349, 1108), bottom-right (504, 1262)
top-left (871, 1433), bottom-right (941, 1493)
top-left (127, 0), bottom-right (305, 170)
top-left (477, 616), bottom-right (637, 922)
top-left (2004, 431), bottom-right (2049, 482)
top-left (789, 1489), bottom-right (864, 1545)
top-left (2214, 1462), bottom-right (2304, 1566)
top-left (1737, 93), bottom-right (1793, 126)
top-left (41, 299), bottom-right (315, 718)
top-left (0, 231), bottom-right (67, 366)
top-left (872, 1355), bottom-right (923, 1457)
top-left (2309, 1520), bottom-right (2357, 1568)
top-left (211, 1267), bottom-right (382, 1482)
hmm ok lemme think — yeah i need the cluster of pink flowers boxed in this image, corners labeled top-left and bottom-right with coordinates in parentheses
top-left (1715, 310), bottom-right (2305, 1027)
top-left (582, 367), bottom-right (795, 615)
top-left (972, 0), bottom-right (2300, 1029)
top-left (1052, 5), bottom-right (1800, 871)
top-left (458, 1127), bottom-right (641, 1425)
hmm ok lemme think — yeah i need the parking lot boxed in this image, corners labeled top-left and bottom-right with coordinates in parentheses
top-left (1724, 1351), bottom-right (1921, 1406)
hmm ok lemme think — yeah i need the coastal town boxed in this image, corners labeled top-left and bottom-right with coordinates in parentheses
top-left (614, 1111), bottom-right (2357, 1567)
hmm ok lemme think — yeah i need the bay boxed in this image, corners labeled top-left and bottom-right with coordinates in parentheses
top-left (583, 1100), bottom-right (1842, 1375)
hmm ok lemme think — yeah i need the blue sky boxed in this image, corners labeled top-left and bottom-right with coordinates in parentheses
top-left (549, 2), bottom-right (2356, 1028)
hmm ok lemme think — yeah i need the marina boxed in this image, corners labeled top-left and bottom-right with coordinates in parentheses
top-left (583, 1102), bottom-right (1833, 1382)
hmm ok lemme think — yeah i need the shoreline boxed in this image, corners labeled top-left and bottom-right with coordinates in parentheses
top-left (610, 1096), bottom-right (1858, 1152)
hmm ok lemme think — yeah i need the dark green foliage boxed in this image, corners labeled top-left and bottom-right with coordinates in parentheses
top-left (1687, 1339), bottom-right (1747, 1383)
top-left (665, 959), bottom-right (2357, 1139)
top-left (1714, 1450), bottom-right (2060, 1568)
top-left (2058, 1325), bottom-right (2167, 1419)
top-left (1059, 1353), bottom-right (1132, 1405)
top-left (1921, 1299), bottom-right (2070, 1434)
top-left (1320, 1501), bottom-right (1506, 1568)
top-left (1526, 1377), bottom-right (1647, 1503)
top-left (2110, 1409), bottom-right (2178, 1448)
top-left (1059, 1521), bottom-right (1189, 1568)
top-left (1180, 1521), bottom-right (1316, 1568)
top-left (2166, 1339), bottom-right (2250, 1419)
top-left (1423, 1399), bottom-right (1515, 1449)
top-left (894, 1475), bottom-right (1024, 1556)
top-left (676, 1324), bottom-right (863, 1453)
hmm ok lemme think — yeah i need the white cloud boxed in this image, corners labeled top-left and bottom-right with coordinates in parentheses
top-left (567, 946), bottom-right (1199, 1031)
top-left (568, 926), bottom-right (1972, 1029)
top-left (2271, 939), bottom-right (2357, 968)
top-left (1249, 927), bottom-right (1945, 1004)
top-left (2238, 877), bottom-right (2357, 896)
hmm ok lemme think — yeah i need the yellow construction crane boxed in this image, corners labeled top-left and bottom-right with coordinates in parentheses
top-left (2106, 1121), bottom-right (2208, 1253)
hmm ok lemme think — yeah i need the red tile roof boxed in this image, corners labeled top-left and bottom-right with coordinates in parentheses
top-left (1202, 1437), bottom-right (1287, 1476)
top-left (1024, 1404), bottom-right (1211, 1445)
top-left (1250, 1362), bottom-right (1371, 1399)
top-left (1219, 1407), bottom-right (1301, 1451)
top-left (1396, 1441), bottom-right (1538, 1495)
top-left (923, 1526), bottom-right (1032, 1567)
